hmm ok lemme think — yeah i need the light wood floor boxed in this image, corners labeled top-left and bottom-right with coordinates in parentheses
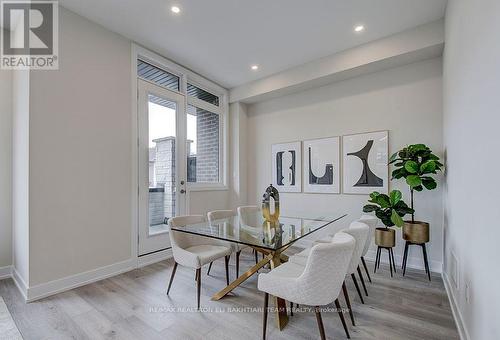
top-left (0, 251), bottom-right (458, 340)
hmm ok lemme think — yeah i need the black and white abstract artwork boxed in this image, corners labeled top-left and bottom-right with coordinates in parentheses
top-left (303, 137), bottom-right (340, 193)
top-left (271, 142), bottom-right (301, 193)
top-left (342, 131), bottom-right (388, 194)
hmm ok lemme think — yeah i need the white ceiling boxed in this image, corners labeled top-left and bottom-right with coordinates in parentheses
top-left (59, 0), bottom-right (447, 89)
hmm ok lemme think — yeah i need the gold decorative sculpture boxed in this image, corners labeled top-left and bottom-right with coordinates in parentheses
top-left (262, 184), bottom-right (280, 224)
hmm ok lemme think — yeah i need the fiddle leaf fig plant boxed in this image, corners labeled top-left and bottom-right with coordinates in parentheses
top-left (389, 144), bottom-right (443, 222)
top-left (363, 190), bottom-right (414, 228)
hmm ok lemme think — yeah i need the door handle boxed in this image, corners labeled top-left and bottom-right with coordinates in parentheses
top-left (180, 189), bottom-right (186, 194)
top-left (180, 180), bottom-right (185, 185)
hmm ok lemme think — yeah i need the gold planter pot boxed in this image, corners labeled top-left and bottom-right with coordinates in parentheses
top-left (403, 221), bottom-right (430, 244)
top-left (375, 228), bottom-right (395, 248)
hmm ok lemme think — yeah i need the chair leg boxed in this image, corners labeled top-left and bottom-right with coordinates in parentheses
top-left (224, 255), bottom-right (230, 286)
top-left (254, 249), bottom-right (258, 264)
top-left (166, 262), bottom-right (178, 295)
top-left (290, 301), bottom-right (293, 316)
top-left (236, 250), bottom-right (241, 278)
top-left (422, 243), bottom-right (431, 281)
top-left (342, 281), bottom-right (355, 326)
top-left (357, 265), bottom-right (368, 296)
top-left (207, 261), bottom-right (213, 276)
top-left (196, 268), bottom-right (201, 310)
top-left (314, 306), bottom-right (326, 340)
top-left (351, 273), bottom-right (365, 304)
top-left (361, 256), bottom-right (372, 283)
top-left (335, 299), bottom-right (351, 339)
top-left (262, 293), bottom-right (269, 340)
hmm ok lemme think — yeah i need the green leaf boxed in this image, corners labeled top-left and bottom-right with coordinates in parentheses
top-left (404, 161), bottom-right (419, 174)
top-left (390, 209), bottom-right (404, 227)
top-left (406, 175), bottom-right (422, 188)
top-left (375, 194), bottom-right (391, 208)
top-left (389, 190), bottom-right (402, 206)
top-left (422, 177), bottom-right (437, 190)
top-left (420, 160), bottom-right (436, 174)
top-left (389, 152), bottom-right (399, 163)
top-left (413, 185), bottom-right (424, 192)
top-left (363, 204), bottom-right (378, 213)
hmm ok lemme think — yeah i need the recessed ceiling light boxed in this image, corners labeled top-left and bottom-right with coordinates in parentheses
top-left (354, 25), bottom-right (365, 32)
top-left (251, 65), bottom-right (259, 71)
top-left (171, 6), bottom-right (180, 14)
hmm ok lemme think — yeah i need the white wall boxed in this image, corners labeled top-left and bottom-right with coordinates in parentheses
top-left (443, 0), bottom-right (500, 339)
top-left (247, 58), bottom-right (444, 271)
top-left (27, 8), bottom-right (132, 286)
top-left (0, 65), bottom-right (12, 270)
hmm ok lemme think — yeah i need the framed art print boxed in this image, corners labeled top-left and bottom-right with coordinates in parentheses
top-left (303, 137), bottom-right (340, 193)
top-left (342, 131), bottom-right (388, 194)
top-left (271, 142), bottom-right (301, 193)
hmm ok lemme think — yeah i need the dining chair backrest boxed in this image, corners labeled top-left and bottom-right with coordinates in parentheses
top-left (237, 205), bottom-right (260, 227)
top-left (358, 215), bottom-right (378, 257)
top-left (298, 232), bottom-right (355, 306)
top-left (207, 210), bottom-right (235, 223)
top-left (341, 221), bottom-right (370, 275)
top-left (168, 215), bottom-right (207, 249)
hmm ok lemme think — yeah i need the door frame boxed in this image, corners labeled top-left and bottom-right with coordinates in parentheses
top-left (137, 79), bottom-right (187, 256)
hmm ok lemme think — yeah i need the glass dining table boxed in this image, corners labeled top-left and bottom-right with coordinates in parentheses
top-left (169, 209), bottom-right (347, 330)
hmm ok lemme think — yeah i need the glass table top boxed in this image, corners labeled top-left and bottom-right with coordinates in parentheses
top-left (169, 210), bottom-right (347, 251)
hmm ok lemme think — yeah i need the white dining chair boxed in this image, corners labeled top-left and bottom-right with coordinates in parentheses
top-left (237, 205), bottom-right (261, 264)
top-left (258, 232), bottom-right (355, 340)
top-left (166, 215), bottom-right (233, 310)
top-left (358, 215), bottom-right (378, 283)
top-left (207, 210), bottom-right (249, 278)
top-left (341, 222), bottom-right (370, 304)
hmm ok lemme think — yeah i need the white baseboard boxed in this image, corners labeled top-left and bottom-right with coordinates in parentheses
top-left (138, 248), bottom-right (172, 268)
top-left (442, 272), bottom-right (470, 340)
top-left (365, 248), bottom-right (442, 274)
top-left (0, 265), bottom-right (12, 280)
top-left (25, 258), bottom-right (137, 302)
top-left (12, 268), bottom-right (28, 302)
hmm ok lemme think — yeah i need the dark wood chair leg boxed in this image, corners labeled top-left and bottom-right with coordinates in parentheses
top-left (374, 247), bottom-right (381, 273)
top-left (335, 299), bottom-right (351, 339)
top-left (196, 268), bottom-right (201, 310)
top-left (254, 249), bottom-right (258, 264)
top-left (262, 293), bottom-right (269, 340)
top-left (236, 250), bottom-right (241, 278)
top-left (290, 301), bottom-right (293, 316)
top-left (351, 273), bottom-right (365, 304)
top-left (224, 255), bottom-right (230, 286)
top-left (357, 265), bottom-right (368, 296)
top-left (166, 262), bottom-right (178, 295)
top-left (361, 256), bottom-right (372, 283)
top-left (422, 243), bottom-right (431, 281)
top-left (342, 281), bottom-right (355, 326)
top-left (207, 261), bottom-right (213, 276)
top-left (315, 306), bottom-right (326, 340)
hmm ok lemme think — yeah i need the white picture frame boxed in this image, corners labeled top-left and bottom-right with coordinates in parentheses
top-left (342, 131), bottom-right (388, 194)
top-left (271, 142), bottom-right (302, 193)
top-left (302, 137), bottom-right (340, 194)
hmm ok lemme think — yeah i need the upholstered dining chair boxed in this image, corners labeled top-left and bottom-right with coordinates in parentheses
top-left (237, 205), bottom-right (261, 264)
top-left (358, 215), bottom-right (379, 283)
top-left (291, 221), bottom-right (369, 326)
top-left (166, 215), bottom-right (232, 310)
top-left (207, 210), bottom-right (249, 278)
top-left (258, 232), bottom-right (355, 340)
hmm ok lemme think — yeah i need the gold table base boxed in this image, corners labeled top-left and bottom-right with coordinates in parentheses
top-left (211, 246), bottom-right (290, 330)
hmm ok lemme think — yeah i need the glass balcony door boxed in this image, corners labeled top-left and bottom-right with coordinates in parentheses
top-left (138, 79), bottom-right (187, 256)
